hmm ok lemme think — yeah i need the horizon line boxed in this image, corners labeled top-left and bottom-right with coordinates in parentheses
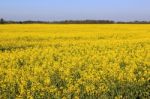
top-left (1, 18), bottom-right (150, 22)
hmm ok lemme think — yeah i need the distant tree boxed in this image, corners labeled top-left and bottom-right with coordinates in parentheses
top-left (0, 18), bottom-right (5, 24)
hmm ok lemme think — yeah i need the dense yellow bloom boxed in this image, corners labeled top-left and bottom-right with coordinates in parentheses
top-left (0, 24), bottom-right (149, 98)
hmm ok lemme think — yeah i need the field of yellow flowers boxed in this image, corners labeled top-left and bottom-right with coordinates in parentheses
top-left (0, 24), bottom-right (149, 99)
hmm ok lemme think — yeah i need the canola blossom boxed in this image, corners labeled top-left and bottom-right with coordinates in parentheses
top-left (0, 24), bottom-right (150, 99)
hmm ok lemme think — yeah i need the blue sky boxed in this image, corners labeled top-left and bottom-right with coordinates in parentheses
top-left (0, 0), bottom-right (150, 21)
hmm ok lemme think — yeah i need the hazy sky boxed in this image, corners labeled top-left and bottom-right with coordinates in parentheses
top-left (0, 0), bottom-right (150, 21)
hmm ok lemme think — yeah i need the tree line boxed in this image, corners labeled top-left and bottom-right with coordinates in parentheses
top-left (1, 18), bottom-right (150, 24)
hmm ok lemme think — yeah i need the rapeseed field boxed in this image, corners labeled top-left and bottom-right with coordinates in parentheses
top-left (0, 24), bottom-right (149, 99)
